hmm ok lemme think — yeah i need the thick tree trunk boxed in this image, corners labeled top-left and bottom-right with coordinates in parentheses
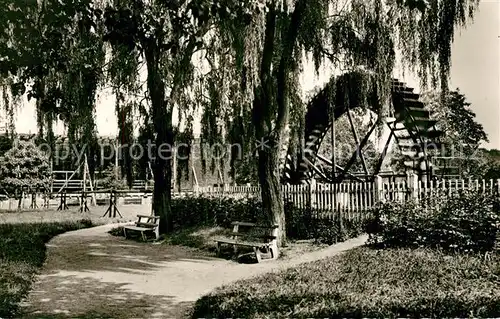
top-left (152, 137), bottom-right (173, 233)
top-left (257, 138), bottom-right (286, 247)
top-left (252, 1), bottom-right (305, 247)
top-left (144, 41), bottom-right (174, 233)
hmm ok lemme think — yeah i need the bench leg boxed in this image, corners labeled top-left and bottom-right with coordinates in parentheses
top-left (154, 227), bottom-right (159, 240)
top-left (123, 228), bottom-right (127, 239)
top-left (141, 231), bottom-right (147, 242)
top-left (253, 247), bottom-right (262, 263)
top-left (270, 244), bottom-right (279, 259)
top-left (216, 242), bottom-right (221, 257)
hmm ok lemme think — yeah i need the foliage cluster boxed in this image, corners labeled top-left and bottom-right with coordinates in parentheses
top-left (192, 246), bottom-right (500, 318)
top-left (0, 219), bottom-right (93, 317)
top-left (473, 148), bottom-right (500, 180)
top-left (366, 191), bottom-right (500, 253)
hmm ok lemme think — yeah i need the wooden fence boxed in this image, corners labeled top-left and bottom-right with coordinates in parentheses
top-left (195, 175), bottom-right (500, 219)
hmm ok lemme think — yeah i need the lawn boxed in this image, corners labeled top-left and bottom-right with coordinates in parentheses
top-left (193, 246), bottom-right (500, 318)
top-left (0, 220), bottom-right (94, 318)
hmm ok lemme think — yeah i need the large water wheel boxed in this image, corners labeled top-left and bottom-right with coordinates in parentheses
top-left (281, 72), bottom-right (444, 184)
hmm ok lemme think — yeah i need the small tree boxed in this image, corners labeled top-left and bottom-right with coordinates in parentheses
top-left (422, 89), bottom-right (488, 177)
top-left (0, 140), bottom-right (50, 208)
top-left (97, 165), bottom-right (128, 191)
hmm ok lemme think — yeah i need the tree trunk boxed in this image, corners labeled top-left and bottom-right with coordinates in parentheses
top-left (152, 141), bottom-right (173, 233)
top-left (17, 189), bottom-right (23, 210)
top-left (252, 1), bottom-right (305, 247)
top-left (257, 138), bottom-right (286, 247)
top-left (144, 40), bottom-right (174, 233)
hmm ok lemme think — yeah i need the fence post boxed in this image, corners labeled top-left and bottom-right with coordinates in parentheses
top-left (407, 172), bottom-right (418, 201)
top-left (374, 175), bottom-right (384, 203)
top-left (309, 179), bottom-right (316, 209)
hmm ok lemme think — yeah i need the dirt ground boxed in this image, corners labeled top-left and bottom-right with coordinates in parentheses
top-left (19, 224), bottom-right (367, 318)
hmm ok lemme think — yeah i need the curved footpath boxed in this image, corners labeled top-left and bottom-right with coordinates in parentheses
top-left (21, 224), bottom-right (368, 318)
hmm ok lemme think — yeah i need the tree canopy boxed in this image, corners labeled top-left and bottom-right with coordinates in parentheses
top-left (0, 0), bottom-right (482, 240)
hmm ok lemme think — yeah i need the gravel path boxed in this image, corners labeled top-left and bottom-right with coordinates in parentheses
top-left (21, 224), bottom-right (368, 318)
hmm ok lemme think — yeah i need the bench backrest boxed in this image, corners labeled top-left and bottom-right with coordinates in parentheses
top-left (136, 215), bottom-right (160, 228)
top-left (231, 221), bottom-right (278, 244)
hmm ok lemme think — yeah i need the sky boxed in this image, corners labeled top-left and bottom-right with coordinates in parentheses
top-left (9, 1), bottom-right (500, 149)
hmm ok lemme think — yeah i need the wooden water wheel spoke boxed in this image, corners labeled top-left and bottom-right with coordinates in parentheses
top-left (373, 126), bottom-right (395, 176)
top-left (335, 119), bottom-right (377, 182)
top-left (346, 109), bottom-right (369, 175)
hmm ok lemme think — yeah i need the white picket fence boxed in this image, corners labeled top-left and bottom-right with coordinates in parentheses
top-left (195, 175), bottom-right (500, 219)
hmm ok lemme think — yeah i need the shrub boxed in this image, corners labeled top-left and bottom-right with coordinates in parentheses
top-left (170, 196), bottom-right (266, 230)
top-left (366, 191), bottom-right (500, 253)
top-left (285, 201), bottom-right (365, 244)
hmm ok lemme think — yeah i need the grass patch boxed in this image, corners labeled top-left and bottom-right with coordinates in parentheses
top-left (0, 219), bottom-right (94, 318)
top-left (193, 247), bottom-right (500, 318)
top-left (109, 224), bottom-right (231, 252)
top-left (164, 226), bottom-right (229, 250)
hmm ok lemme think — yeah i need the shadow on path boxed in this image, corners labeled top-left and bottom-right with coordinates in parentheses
top-left (21, 225), bottom-right (214, 318)
top-left (21, 224), bottom-right (368, 319)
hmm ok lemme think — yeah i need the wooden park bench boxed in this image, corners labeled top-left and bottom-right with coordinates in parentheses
top-left (123, 215), bottom-right (160, 241)
top-left (215, 221), bottom-right (279, 263)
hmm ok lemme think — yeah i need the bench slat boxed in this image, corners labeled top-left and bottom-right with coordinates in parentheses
top-left (215, 238), bottom-right (270, 248)
top-left (136, 222), bottom-right (158, 228)
top-left (232, 221), bottom-right (279, 228)
top-left (231, 233), bottom-right (277, 240)
top-left (124, 225), bottom-right (154, 232)
top-left (137, 215), bottom-right (161, 219)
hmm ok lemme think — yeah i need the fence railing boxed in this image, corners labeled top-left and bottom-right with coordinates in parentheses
top-left (195, 175), bottom-right (500, 217)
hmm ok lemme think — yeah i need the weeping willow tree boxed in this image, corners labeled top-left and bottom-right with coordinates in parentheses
top-left (102, 0), bottom-right (228, 232)
top-left (1, 0), bottom-right (106, 177)
top-left (200, 0), bottom-right (480, 246)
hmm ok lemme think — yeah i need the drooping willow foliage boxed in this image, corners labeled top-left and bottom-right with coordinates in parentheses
top-left (196, 0), bottom-right (480, 184)
top-left (101, 0), bottom-right (221, 201)
top-left (1, 0), bottom-right (108, 178)
top-left (0, 84), bottom-right (18, 138)
top-left (106, 14), bottom-right (142, 184)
